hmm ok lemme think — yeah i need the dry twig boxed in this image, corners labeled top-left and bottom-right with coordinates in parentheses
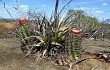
top-left (3, 3), bottom-right (15, 20)
top-left (90, 65), bottom-right (97, 70)
top-left (68, 58), bottom-right (88, 70)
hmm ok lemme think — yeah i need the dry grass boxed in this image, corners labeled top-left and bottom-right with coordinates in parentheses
top-left (0, 22), bottom-right (17, 38)
top-left (0, 22), bottom-right (16, 29)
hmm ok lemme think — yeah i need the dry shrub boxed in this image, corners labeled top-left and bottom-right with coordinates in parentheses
top-left (0, 22), bottom-right (17, 38)
top-left (0, 22), bottom-right (16, 29)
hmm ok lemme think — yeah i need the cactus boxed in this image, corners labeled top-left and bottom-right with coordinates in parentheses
top-left (73, 34), bottom-right (81, 60)
top-left (17, 24), bottom-right (32, 46)
top-left (67, 28), bottom-right (81, 61)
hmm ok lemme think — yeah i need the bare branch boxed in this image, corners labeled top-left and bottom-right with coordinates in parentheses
top-left (15, 0), bottom-right (22, 17)
top-left (3, 3), bottom-right (15, 20)
top-left (0, 0), bottom-right (2, 3)
top-left (0, 1), bottom-right (19, 23)
top-left (69, 58), bottom-right (87, 70)
top-left (16, 0), bottom-right (19, 9)
top-left (89, 28), bottom-right (101, 38)
top-left (13, 0), bottom-right (22, 17)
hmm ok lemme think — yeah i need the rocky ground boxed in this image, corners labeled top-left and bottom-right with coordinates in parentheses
top-left (0, 38), bottom-right (110, 70)
top-left (82, 38), bottom-right (110, 53)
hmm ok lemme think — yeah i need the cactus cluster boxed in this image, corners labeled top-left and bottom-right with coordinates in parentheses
top-left (16, 0), bottom-right (82, 65)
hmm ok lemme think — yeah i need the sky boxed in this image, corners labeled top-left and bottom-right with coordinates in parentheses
top-left (0, 0), bottom-right (110, 20)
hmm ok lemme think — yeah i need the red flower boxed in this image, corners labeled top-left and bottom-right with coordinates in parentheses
top-left (18, 17), bottom-right (27, 25)
top-left (70, 27), bottom-right (80, 34)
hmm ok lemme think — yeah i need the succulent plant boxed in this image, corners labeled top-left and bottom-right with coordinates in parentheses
top-left (67, 27), bottom-right (81, 60)
top-left (16, 0), bottom-right (82, 65)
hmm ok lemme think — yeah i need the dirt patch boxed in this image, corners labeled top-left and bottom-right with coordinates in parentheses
top-left (0, 38), bottom-right (67, 70)
top-left (0, 38), bottom-right (110, 70)
top-left (81, 38), bottom-right (110, 53)
top-left (71, 53), bottom-right (110, 70)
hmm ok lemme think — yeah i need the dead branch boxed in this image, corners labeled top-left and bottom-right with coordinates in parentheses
top-left (15, 0), bottom-right (22, 17)
top-left (3, 3), bottom-right (15, 20)
top-left (68, 58), bottom-right (88, 70)
top-left (0, 0), bottom-right (2, 3)
top-left (90, 65), bottom-right (97, 70)
top-left (89, 28), bottom-right (100, 39)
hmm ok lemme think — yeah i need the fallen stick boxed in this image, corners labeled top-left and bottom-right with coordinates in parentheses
top-left (68, 58), bottom-right (88, 70)
top-left (89, 28), bottom-right (100, 39)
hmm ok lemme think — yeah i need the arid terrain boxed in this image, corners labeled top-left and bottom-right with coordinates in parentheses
top-left (0, 38), bottom-right (110, 70)
top-left (0, 38), bottom-right (68, 70)
top-left (0, 0), bottom-right (110, 69)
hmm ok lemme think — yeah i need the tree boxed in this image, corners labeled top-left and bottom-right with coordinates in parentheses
top-left (66, 9), bottom-right (100, 34)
